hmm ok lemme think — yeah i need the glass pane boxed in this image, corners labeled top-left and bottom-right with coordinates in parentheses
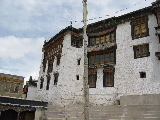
top-left (91, 55), bottom-right (95, 64)
top-left (134, 25), bottom-right (140, 37)
top-left (91, 38), bottom-right (95, 46)
top-left (96, 37), bottom-right (100, 44)
top-left (110, 32), bottom-right (115, 42)
top-left (105, 53), bottom-right (110, 62)
top-left (101, 36), bottom-right (105, 44)
top-left (95, 54), bottom-right (99, 64)
top-left (110, 52), bottom-right (114, 57)
top-left (100, 54), bottom-right (104, 63)
top-left (105, 34), bottom-right (110, 42)
top-left (141, 23), bottom-right (146, 34)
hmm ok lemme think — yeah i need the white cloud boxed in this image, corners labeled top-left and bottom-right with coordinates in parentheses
top-left (0, 36), bottom-right (44, 59)
top-left (0, 36), bottom-right (44, 82)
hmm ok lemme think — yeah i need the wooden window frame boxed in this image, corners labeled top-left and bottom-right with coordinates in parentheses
top-left (103, 67), bottom-right (114, 87)
top-left (88, 69), bottom-right (97, 88)
top-left (131, 16), bottom-right (149, 40)
top-left (88, 48), bottom-right (116, 66)
top-left (133, 43), bottom-right (150, 59)
top-left (89, 30), bottom-right (116, 46)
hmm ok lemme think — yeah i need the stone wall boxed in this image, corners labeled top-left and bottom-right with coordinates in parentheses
top-left (35, 33), bottom-right (84, 106)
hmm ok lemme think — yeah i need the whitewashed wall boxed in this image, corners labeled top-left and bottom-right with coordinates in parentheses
top-left (33, 33), bottom-right (84, 106)
top-left (89, 14), bottom-right (160, 106)
top-left (28, 14), bottom-right (160, 106)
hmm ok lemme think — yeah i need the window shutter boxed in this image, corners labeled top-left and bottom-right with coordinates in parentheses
top-left (110, 32), bottom-right (115, 42)
top-left (141, 23), bottom-right (146, 35)
top-left (134, 25), bottom-right (140, 37)
top-left (105, 34), bottom-right (110, 42)
top-left (101, 36), bottom-right (105, 44)
top-left (96, 37), bottom-right (100, 44)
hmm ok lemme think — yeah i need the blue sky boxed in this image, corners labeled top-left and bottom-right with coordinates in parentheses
top-left (0, 0), bottom-right (155, 82)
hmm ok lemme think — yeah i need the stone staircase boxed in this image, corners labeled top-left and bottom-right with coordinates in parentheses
top-left (44, 104), bottom-right (84, 120)
top-left (44, 94), bottom-right (160, 120)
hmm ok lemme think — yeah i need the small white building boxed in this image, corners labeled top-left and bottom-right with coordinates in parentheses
top-left (28, 0), bottom-right (160, 107)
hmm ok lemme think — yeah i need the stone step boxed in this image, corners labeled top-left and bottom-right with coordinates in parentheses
top-left (45, 104), bottom-right (160, 120)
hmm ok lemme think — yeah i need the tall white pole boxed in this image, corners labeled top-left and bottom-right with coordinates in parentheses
top-left (83, 0), bottom-right (89, 120)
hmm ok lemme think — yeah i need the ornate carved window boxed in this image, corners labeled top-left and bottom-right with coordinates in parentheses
top-left (43, 37), bottom-right (63, 72)
top-left (133, 43), bottom-right (150, 59)
top-left (88, 48), bottom-right (116, 66)
top-left (71, 34), bottom-right (83, 48)
top-left (89, 30), bottom-right (116, 46)
top-left (103, 67), bottom-right (114, 87)
top-left (88, 69), bottom-right (97, 88)
top-left (131, 16), bottom-right (149, 39)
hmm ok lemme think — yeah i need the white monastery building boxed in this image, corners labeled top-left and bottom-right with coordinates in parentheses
top-left (28, 0), bottom-right (160, 107)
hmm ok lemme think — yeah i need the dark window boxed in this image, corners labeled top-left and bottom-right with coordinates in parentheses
top-left (78, 59), bottom-right (81, 65)
top-left (90, 38), bottom-right (96, 46)
top-left (140, 72), bottom-right (146, 78)
top-left (133, 43), bottom-right (150, 59)
top-left (54, 77), bottom-right (58, 85)
top-left (43, 52), bottom-right (47, 72)
top-left (54, 73), bottom-right (59, 85)
top-left (76, 40), bottom-right (83, 48)
top-left (88, 69), bottom-right (97, 88)
top-left (131, 16), bottom-right (149, 39)
top-left (71, 34), bottom-right (83, 48)
top-left (57, 56), bottom-right (60, 65)
top-left (76, 75), bottom-right (79, 80)
top-left (47, 62), bottom-right (53, 73)
top-left (95, 54), bottom-right (99, 63)
top-left (46, 76), bottom-right (50, 90)
top-left (103, 67), bottom-right (114, 87)
top-left (40, 77), bottom-right (44, 89)
top-left (100, 54), bottom-right (104, 63)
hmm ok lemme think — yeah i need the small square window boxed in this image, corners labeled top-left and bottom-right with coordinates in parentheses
top-left (140, 72), bottom-right (146, 78)
top-left (133, 43), bottom-right (150, 59)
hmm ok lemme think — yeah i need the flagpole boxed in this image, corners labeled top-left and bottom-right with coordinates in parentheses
top-left (83, 0), bottom-right (89, 120)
